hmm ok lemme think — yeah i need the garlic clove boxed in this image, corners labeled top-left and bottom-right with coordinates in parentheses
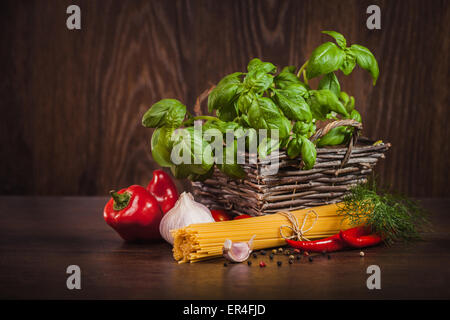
top-left (222, 235), bottom-right (256, 263)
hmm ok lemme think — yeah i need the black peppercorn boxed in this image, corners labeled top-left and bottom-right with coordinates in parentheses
top-left (247, 261), bottom-right (252, 266)
top-left (260, 250), bottom-right (266, 256)
top-left (296, 255), bottom-right (301, 260)
top-left (252, 253), bottom-right (257, 259)
top-left (277, 261), bottom-right (282, 266)
top-left (224, 262), bottom-right (228, 267)
top-left (308, 257), bottom-right (313, 262)
top-left (269, 254), bottom-right (274, 260)
top-left (327, 254), bottom-right (331, 260)
top-left (322, 250), bottom-right (327, 255)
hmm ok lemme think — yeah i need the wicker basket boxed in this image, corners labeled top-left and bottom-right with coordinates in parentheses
top-left (191, 119), bottom-right (391, 216)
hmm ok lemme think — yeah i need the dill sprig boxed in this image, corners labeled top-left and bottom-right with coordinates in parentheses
top-left (337, 181), bottom-right (430, 245)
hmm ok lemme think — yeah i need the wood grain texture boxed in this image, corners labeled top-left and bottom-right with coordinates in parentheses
top-left (0, 0), bottom-right (449, 196)
top-left (0, 196), bottom-right (449, 299)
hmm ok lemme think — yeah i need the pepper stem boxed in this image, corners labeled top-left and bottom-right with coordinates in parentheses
top-left (109, 190), bottom-right (131, 211)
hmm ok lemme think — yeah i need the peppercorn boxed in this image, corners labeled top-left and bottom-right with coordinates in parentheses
top-left (308, 257), bottom-right (313, 262)
top-left (277, 261), bottom-right (282, 266)
top-left (322, 250), bottom-right (327, 255)
top-left (289, 255), bottom-right (295, 260)
top-left (247, 260), bottom-right (252, 266)
top-left (259, 261), bottom-right (266, 268)
top-left (269, 254), bottom-right (274, 260)
top-left (260, 250), bottom-right (266, 256)
top-left (224, 262), bottom-right (228, 267)
top-left (272, 249), bottom-right (277, 255)
top-left (296, 255), bottom-right (301, 260)
top-left (252, 253), bottom-right (257, 259)
top-left (289, 259), bottom-right (293, 264)
top-left (327, 254), bottom-right (331, 260)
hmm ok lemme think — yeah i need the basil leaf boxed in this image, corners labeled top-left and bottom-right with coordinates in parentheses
top-left (273, 85), bottom-right (312, 122)
top-left (300, 136), bottom-right (317, 170)
top-left (237, 91), bottom-right (256, 113)
top-left (350, 44), bottom-right (379, 85)
top-left (237, 114), bottom-right (251, 127)
top-left (274, 67), bottom-right (304, 89)
top-left (171, 127), bottom-right (213, 175)
top-left (258, 137), bottom-right (281, 159)
top-left (247, 97), bottom-right (290, 139)
top-left (216, 103), bottom-right (238, 121)
top-left (187, 166), bottom-right (215, 182)
top-left (279, 116), bottom-right (293, 140)
top-left (340, 50), bottom-right (356, 75)
top-left (307, 89), bottom-right (349, 119)
top-left (280, 136), bottom-right (290, 149)
top-left (350, 109), bottom-right (362, 122)
top-left (203, 120), bottom-right (239, 134)
top-left (234, 126), bottom-right (257, 150)
top-left (281, 66), bottom-right (296, 73)
top-left (208, 72), bottom-right (243, 112)
top-left (244, 69), bottom-right (274, 93)
top-left (346, 96), bottom-right (355, 113)
top-left (318, 72), bottom-right (340, 97)
top-left (287, 136), bottom-right (302, 159)
top-left (217, 141), bottom-right (246, 179)
top-left (317, 127), bottom-right (348, 147)
top-left (170, 164), bottom-right (191, 179)
top-left (142, 99), bottom-right (186, 128)
top-left (339, 91), bottom-right (350, 106)
top-left (306, 42), bottom-right (345, 79)
top-left (151, 127), bottom-right (174, 167)
top-left (322, 30), bottom-right (346, 49)
top-left (293, 121), bottom-right (315, 137)
top-left (171, 163), bottom-right (215, 180)
top-left (247, 58), bottom-right (277, 74)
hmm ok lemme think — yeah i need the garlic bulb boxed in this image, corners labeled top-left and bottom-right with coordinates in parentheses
top-left (159, 192), bottom-right (214, 245)
top-left (222, 235), bottom-right (256, 263)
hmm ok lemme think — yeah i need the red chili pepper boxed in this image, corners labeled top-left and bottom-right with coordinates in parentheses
top-left (146, 170), bottom-right (179, 213)
top-left (211, 209), bottom-right (232, 222)
top-left (340, 227), bottom-right (382, 248)
top-left (104, 185), bottom-right (163, 242)
top-left (286, 233), bottom-right (347, 253)
top-left (340, 226), bottom-right (370, 238)
top-left (233, 214), bottom-right (252, 220)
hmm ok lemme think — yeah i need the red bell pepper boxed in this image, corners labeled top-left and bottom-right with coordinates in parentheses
top-left (233, 214), bottom-right (252, 220)
top-left (340, 226), bottom-right (382, 248)
top-left (104, 185), bottom-right (163, 241)
top-left (147, 170), bottom-right (179, 213)
top-left (211, 209), bottom-right (232, 222)
top-left (286, 233), bottom-right (347, 253)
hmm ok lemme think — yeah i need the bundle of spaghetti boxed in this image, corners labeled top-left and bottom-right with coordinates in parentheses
top-left (171, 203), bottom-right (355, 263)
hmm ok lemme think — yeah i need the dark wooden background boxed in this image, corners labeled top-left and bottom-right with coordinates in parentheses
top-left (1, 0), bottom-right (449, 197)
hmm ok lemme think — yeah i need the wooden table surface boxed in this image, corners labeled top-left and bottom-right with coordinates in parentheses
top-left (0, 197), bottom-right (449, 300)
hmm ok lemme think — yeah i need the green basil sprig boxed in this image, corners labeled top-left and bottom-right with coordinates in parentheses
top-left (306, 31), bottom-right (379, 85)
top-left (141, 31), bottom-right (379, 180)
